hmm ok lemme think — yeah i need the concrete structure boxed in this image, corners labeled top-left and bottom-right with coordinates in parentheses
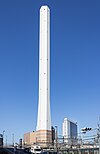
top-left (24, 127), bottom-right (55, 147)
top-left (62, 118), bottom-right (77, 145)
top-left (36, 5), bottom-right (52, 145)
top-left (23, 5), bottom-right (52, 147)
top-left (23, 132), bottom-right (37, 145)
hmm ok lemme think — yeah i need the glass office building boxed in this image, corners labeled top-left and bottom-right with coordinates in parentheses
top-left (62, 118), bottom-right (77, 145)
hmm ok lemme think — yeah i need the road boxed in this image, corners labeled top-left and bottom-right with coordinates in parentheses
top-left (3, 148), bottom-right (30, 154)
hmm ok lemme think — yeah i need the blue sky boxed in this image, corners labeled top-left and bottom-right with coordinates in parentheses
top-left (0, 0), bottom-right (100, 144)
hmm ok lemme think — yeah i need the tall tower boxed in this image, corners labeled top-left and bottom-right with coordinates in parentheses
top-left (36, 6), bottom-right (51, 145)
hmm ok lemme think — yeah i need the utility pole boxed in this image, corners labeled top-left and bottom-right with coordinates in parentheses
top-left (63, 136), bottom-right (64, 144)
top-left (99, 134), bottom-right (100, 154)
top-left (12, 134), bottom-right (14, 147)
top-left (36, 137), bottom-right (37, 144)
top-left (97, 117), bottom-right (100, 154)
top-left (55, 126), bottom-right (58, 153)
top-left (3, 130), bottom-right (5, 147)
top-left (6, 135), bottom-right (7, 147)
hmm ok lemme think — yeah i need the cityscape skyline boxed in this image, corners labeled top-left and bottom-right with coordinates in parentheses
top-left (0, 0), bottom-right (100, 144)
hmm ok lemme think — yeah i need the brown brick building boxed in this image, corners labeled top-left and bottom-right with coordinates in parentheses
top-left (23, 130), bottom-right (52, 147)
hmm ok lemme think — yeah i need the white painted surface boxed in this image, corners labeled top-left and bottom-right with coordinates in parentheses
top-left (62, 118), bottom-right (69, 143)
top-left (37, 6), bottom-right (51, 131)
top-left (62, 118), bottom-right (77, 143)
top-left (31, 145), bottom-right (41, 154)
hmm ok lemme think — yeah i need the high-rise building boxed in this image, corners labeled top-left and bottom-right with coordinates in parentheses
top-left (36, 5), bottom-right (52, 145)
top-left (62, 118), bottom-right (77, 145)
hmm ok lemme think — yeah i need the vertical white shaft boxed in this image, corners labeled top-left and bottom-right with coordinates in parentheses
top-left (37, 6), bottom-right (51, 131)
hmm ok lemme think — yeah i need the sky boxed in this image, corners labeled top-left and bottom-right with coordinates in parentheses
top-left (0, 0), bottom-right (100, 144)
